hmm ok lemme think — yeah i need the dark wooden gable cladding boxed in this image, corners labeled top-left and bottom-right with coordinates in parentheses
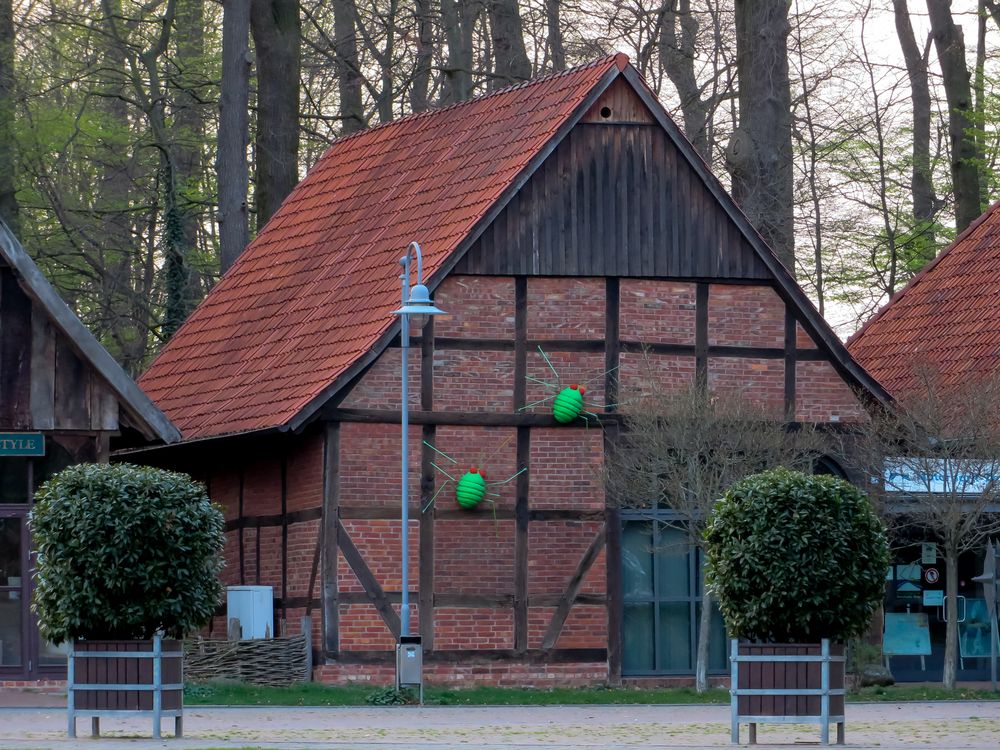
top-left (0, 263), bottom-right (118, 432)
top-left (454, 79), bottom-right (769, 280)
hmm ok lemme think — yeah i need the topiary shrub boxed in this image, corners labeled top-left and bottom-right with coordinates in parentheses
top-left (30, 463), bottom-right (225, 644)
top-left (704, 467), bottom-right (888, 643)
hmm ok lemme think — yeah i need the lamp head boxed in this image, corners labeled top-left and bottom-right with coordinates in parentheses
top-left (394, 284), bottom-right (447, 316)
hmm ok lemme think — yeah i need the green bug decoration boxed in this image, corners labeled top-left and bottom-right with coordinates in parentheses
top-left (423, 438), bottom-right (525, 514)
top-left (552, 384), bottom-right (586, 424)
top-left (455, 468), bottom-right (488, 509)
top-left (520, 346), bottom-right (619, 424)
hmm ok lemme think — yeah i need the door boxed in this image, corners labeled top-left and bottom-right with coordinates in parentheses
top-left (0, 508), bottom-right (29, 678)
top-left (885, 543), bottom-right (993, 682)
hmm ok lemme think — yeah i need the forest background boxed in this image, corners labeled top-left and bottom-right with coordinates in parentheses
top-left (0, 0), bottom-right (993, 374)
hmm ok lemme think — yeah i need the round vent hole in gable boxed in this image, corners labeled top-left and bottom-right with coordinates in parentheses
top-left (600, 106), bottom-right (612, 119)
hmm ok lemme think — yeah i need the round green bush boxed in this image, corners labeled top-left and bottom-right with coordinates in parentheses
top-left (704, 468), bottom-right (888, 643)
top-left (30, 463), bottom-right (225, 644)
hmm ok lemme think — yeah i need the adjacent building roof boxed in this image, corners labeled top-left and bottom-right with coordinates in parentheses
top-left (0, 221), bottom-right (180, 444)
top-left (141, 54), bottom-right (890, 441)
top-left (848, 202), bottom-right (1000, 396)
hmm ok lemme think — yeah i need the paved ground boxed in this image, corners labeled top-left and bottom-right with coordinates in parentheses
top-left (0, 702), bottom-right (998, 749)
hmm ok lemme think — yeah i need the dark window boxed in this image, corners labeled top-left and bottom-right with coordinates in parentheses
top-left (0, 459), bottom-right (30, 504)
top-left (621, 513), bottom-right (728, 675)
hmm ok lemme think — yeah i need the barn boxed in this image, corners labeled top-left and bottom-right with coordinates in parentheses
top-left (134, 54), bottom-right (890, 685)
top-left (0, 223), bottom-right (179, 683)
top-left (848, 202), bottom-right (1000, 684)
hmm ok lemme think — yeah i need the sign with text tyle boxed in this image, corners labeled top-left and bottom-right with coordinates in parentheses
top-left (0, 432), bottom-right (45, 456)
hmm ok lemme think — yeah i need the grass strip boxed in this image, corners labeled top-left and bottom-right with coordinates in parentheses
top-left (184, 681), bottom-right (999, 707)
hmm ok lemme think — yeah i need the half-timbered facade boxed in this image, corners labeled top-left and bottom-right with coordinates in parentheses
top-left (136, 55), bottom-right (890, 685)
top-left (0, 223), bottom-right (179, 683)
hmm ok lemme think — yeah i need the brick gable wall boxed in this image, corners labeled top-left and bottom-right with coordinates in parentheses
top-left (169, 273), bottom-right (868, 687)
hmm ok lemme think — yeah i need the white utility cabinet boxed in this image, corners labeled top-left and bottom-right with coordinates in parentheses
top-left (226, 585), bottom-right (274, 639)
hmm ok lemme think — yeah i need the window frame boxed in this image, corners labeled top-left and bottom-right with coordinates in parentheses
top-left (620, 508), bottom-right (728, 677)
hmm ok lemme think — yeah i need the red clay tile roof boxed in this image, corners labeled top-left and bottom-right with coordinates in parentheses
top-left (139, 55), bottom-right (626, 439)
top-left (848, 201), bottom-right (1000, 396)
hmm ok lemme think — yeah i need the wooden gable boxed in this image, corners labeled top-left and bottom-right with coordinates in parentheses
top-left (0, 223), bottom-right (178, 443)
top-left (454, 78), bottom-right (770, 280)
top-left (0, 262), bottom-right (118, 432)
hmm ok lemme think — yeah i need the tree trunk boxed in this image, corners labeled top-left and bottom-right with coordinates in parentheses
top-left (0, 0), bottom-right (19, 234)
top-left (411, 0), bottom-right (434, 111)
top-left (893, 0), bottom-right (936, 246)
top-left (441, 0), bottom-right (476, 103)
top-left (218, 0), bottom-right (252, 273)
top-left (97, 0), bottom-right (146, 371)
top-left (332, 0), bottom-right (365, 132)
top-left (926, 0), bottom-right (981, 233)
top-left (943, 541), bottom-right (959, 689)
top-left (487, 0), bottom-right (531, 88)
top-left (251, 0), bottom-right (301, 231)
top-left (791, 9), bottom-right (823, 313)
top-left (545, 0), bottom-right (565, 72)
top-left (974, 0), bottom-right (988, 209)
top-left (696, 577), bottom-right (712, 693)
top-left (173, 0), bottom-right (205, 279)
top-left (727, 0), bottom-right (794, 272)
top-left (660, 0), bottom-right (711, 161)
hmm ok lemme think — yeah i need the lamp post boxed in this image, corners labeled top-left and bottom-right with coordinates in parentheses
top-left (392, 242), bottom-right (446, 692)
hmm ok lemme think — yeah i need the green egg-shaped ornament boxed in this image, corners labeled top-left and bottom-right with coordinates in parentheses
top-left (552, 384), bottom-right (585, 424)
top-left (455, 468), bottom-right (487, 509)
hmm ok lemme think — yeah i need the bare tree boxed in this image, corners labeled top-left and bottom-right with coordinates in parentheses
top-left (172, 0), bottom-right (206, 265)
top-left (926, 0), bottom-right (981, 232)
top-left (0, 0), bottom-right (18, 234)
top-left (607, 380), bottom-right (822, 693)
top-left (854, 364), bottom-right (1000, 689)
top-left (893, 0), bottom-right (938, 250)
top-left (441, 0), bottom-right (478, 102)
top-left (332, 0), bottom-right (366, 131)
top-left (218, 0), bottom-right (252, 273)
top-left (100, 0), bottom-right (193, 340)
top-left (659, 0), bottom-right (713, 160)
top-left (411, 0), bottom-right (435, 111)
top-left (251, 0), bottom-right (301, 230)
top-left (487, 0), bottom-right (531, 87)
top-left (545, 0), bottom-right (565, 71)
top-left (727, 0), bottom-right (795, 271)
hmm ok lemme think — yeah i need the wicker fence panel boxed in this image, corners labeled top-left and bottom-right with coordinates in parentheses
top-left (183, 634), bottom-right (309, 686)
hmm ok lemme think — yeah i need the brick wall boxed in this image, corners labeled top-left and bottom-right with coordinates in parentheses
top-left (434, 350), bottom-right (516, 412)
top-left (796, 360), bottom-right (869, 423)
top-left (435, 608), bottom-right (514, 650)
top-left (620, 280), bottom-right (695, 344)
top-left (341, 348), bottom-right (422, 410)
top-left (527, 278), bottom-right (605, 339)
top-left (708, 357), bottom-right (785, 418)
top-left (160, 273), bottom-right (877, 689)
top-left (527, 606), bottom-right (608, 649)
top-left (435, 519), bottom-right (516, 595)
top-left (528, 429), bottom-right (603, 510)
top-left (435, 276), bottom-right (515, 339)
top-left (340, 519), bottom-right (419, 592)
top-left (619, 352), bottom-right (696, 399)
top-left (528, 521), bottom-right (604, 595)
top-left (340, 422), bottom-right (422, 509)
top-left (314, 660), bottom-right (609, 687)
top-left (708, 284), bottom-right (784, 347)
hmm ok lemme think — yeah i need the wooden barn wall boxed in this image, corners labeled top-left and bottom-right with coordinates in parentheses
top-left (0, 263), bottom-right (119, 432)
top-left (454, 122), bottom-right (771, 280)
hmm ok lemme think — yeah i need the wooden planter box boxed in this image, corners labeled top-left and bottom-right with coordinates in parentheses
top-left (730, 639), bottom-right (845, 745)
top-left (67, 636), bottom-right (183, 738)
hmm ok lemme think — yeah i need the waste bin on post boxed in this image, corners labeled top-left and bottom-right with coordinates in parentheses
top-left (396, 635), bottom-right (423, 704)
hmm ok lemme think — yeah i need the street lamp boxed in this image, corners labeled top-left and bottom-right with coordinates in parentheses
top-left (392, 241), bottom-right (446, 696)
